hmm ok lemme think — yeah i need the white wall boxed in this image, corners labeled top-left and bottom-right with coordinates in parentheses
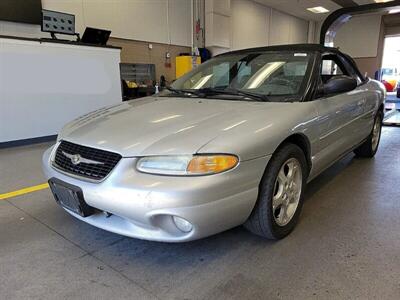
top-left (334, 14), bottom-right (382, 58)
top-left (233, 0), bottom-right (310, 49)
top-left (205, 0), bottom-right (231, 48)
top-left (0, 0), bottom-right (192, 47)
top-left (314, 21), bottom-right (323, 44)
top-left (206, 0), bottom-right (309, 53)
top-left (230, 0), bottom-right (270, 49)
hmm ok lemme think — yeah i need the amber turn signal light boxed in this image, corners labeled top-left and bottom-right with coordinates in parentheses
top-left (187, 155), bottom-right (239, 174)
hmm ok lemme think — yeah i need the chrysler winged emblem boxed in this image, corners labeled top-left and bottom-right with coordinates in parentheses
top-left (62, 151), bottom-right (104, 165)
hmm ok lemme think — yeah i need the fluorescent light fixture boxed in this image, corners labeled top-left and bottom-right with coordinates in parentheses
top-left (374, 0), bottom-right (394, 3)
top-left (307, 6), bottom-right (329, 14)
top-left (389, 8), bottom-right (400, 14)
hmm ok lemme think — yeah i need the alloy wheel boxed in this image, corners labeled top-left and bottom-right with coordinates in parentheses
top-left (272, 158), bottom-right (302, 226)
top-left (371, 115), bottom-right (382, 152)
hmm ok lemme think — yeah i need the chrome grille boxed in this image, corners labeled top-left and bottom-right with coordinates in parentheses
top-left (53, 141), bottom-right (122, 180)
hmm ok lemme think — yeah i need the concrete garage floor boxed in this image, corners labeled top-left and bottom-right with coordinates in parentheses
top-left (1, 128), bottom-right (400, 300)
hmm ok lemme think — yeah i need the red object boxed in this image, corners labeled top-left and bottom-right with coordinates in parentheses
top-left (382, 80), bottom-right (394, 92)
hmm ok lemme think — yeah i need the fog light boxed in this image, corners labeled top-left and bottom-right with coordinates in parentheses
top-left (172, 216), bottom-right (193, 233)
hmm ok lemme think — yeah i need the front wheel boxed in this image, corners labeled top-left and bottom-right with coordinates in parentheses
top-left (244, 143), bottom-right (307, 240)
top-left (354, 111), bottom-right (383, 158)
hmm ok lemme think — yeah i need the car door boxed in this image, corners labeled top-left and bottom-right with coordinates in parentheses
top-left (312, 53), bottom-right (366, 174)
top-left (342, 56), bottom-right (377, 139)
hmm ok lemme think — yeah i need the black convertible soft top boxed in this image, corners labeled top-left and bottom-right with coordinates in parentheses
top-left (217, 43), bottom-right (340, 57)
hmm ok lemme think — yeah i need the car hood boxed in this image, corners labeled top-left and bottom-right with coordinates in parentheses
top-left (59, 96), bottom-right (288, 157)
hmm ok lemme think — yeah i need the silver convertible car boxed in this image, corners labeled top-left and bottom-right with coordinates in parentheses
top-left (42, 44), bottom-right (385, 242)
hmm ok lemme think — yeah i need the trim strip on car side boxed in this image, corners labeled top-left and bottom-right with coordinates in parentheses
top-left (319, 109), bottom-right (375, 140)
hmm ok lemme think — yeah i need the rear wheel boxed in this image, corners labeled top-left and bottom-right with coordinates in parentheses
top-left (244, 143), bottom-right (307, 240)
top-left (354, 111), bottom-right (383, 158)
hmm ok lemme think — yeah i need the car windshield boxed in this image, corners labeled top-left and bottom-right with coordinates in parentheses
top-left (167, 51), bottom-right (313, 102)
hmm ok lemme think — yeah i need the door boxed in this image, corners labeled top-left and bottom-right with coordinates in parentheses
top-left (341, 54), bottom-right (376, 138)
top-left (312, 53), bottom-right (366, 175)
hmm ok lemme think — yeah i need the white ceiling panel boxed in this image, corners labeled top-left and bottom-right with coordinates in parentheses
top-left (254, 0), bottom-right (387, 21)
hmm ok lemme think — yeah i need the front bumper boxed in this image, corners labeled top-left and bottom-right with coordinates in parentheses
top-left (42, 145), bottom-right (270, 242)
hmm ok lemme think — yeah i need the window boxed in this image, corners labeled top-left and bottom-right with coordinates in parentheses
top-left (322, 53), bottom-right (364, 86)
top-left (341, 56), bottom-right (364, 85)
top-left (320, 54), bottom-right (348, 84)
top-left (321, 54), bottom-right (347, 76)
top-left (321, 59), bottom-right (344, 76)
top-left (172, 51), bottom-right (313, 100)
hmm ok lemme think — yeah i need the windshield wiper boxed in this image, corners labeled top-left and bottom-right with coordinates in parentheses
top-left (165, 86), bottom-right (202, 97)
top-left (165, 86), bottom-right (270, 102)
top-left (224, 88), bottom-right (270, 102)
top-left (198, 87), bottom-right (270, 102)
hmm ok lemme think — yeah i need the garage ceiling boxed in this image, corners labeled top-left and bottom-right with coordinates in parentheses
top-left (254, 0), bottom-right (379, 21)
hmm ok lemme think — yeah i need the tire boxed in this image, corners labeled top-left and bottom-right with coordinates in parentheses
top-left (354, 111), bottom-right (383, 158)
top-left (244, 143), bottom-right (308, 240)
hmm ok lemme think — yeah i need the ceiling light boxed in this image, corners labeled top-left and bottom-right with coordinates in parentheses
top-left (389, 8), bottom-right (400, 14)
top-left (307, 6), bottom-right (329, 14)
top-left (374, 0), bottom-right (395, 3)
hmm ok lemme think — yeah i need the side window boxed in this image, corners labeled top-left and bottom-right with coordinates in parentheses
top-left (321, 59), bottom-right (344, 76)
top-left (320, 54), bottom-right (348, 84)
top-left (340, 56), bottom-right (364, 85)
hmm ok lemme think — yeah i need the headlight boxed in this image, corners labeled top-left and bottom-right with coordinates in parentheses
top-left (136, 154), bottom-right (239, 176)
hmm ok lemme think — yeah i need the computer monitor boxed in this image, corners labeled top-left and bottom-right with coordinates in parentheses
top-left (81, 27), bottom-right (111, 46)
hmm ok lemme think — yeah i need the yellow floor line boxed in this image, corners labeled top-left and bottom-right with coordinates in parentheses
top-left (0, 183), bottom-right (49, 200)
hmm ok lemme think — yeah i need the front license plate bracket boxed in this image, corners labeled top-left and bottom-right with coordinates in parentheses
top-left (48, 178), bottom-right (94, 217)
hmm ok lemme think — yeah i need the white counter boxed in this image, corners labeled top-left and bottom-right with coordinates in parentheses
top-left (0, 36), bottom-right (122, 145)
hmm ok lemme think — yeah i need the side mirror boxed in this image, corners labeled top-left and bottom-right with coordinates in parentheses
top-left (320, 75), bottom-right (357, 96)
